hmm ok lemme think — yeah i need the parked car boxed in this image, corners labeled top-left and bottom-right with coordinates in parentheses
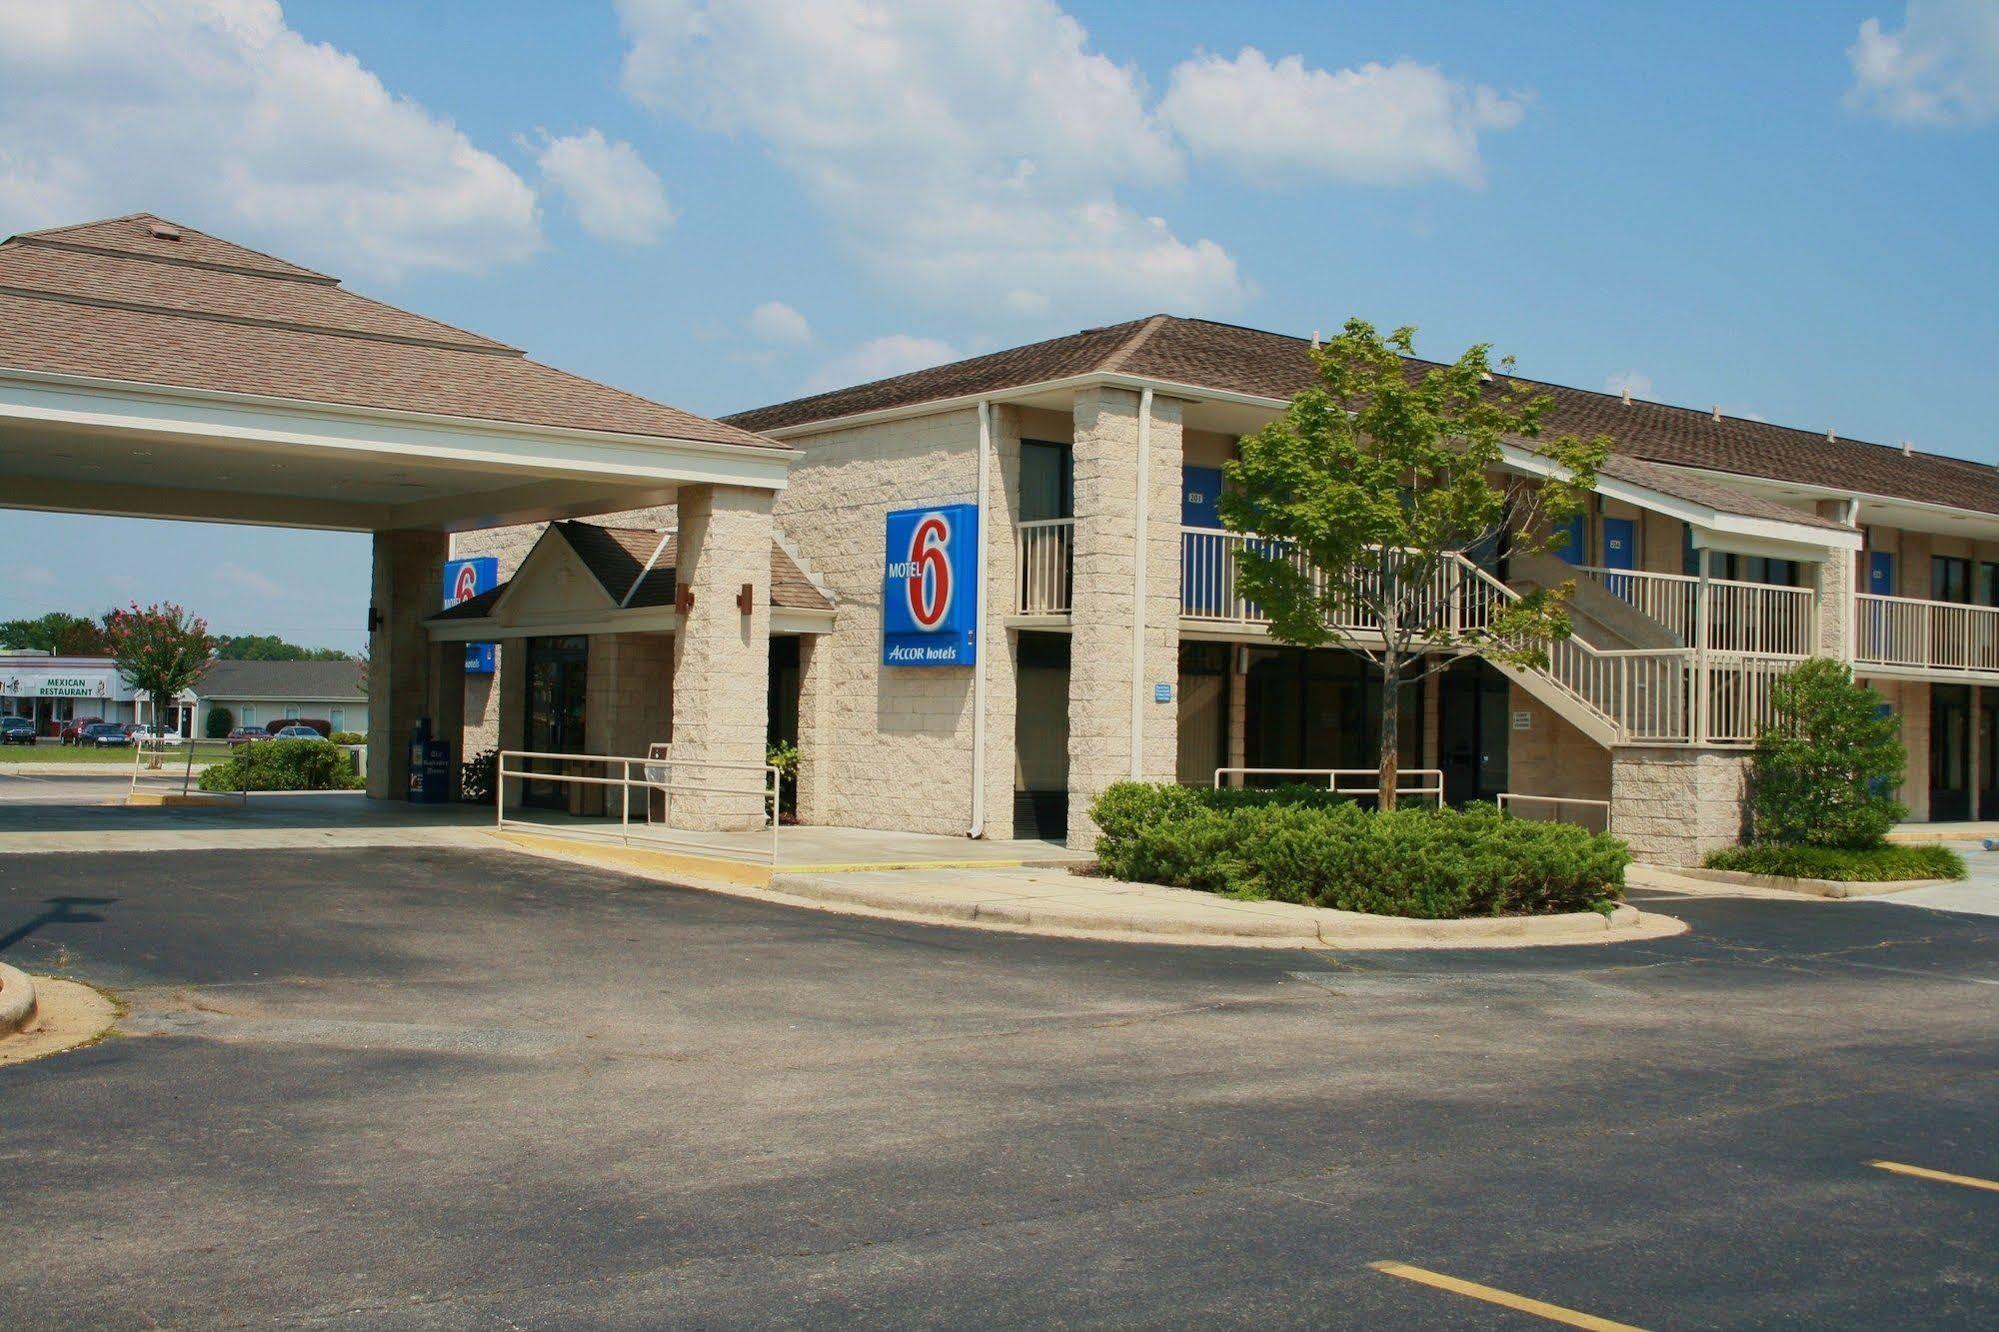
top-left (272, 725), bottom-right (324, 740)
top-left (82, 722), bottom-right (132, 748)
top-left (0, 716), bottom-right (35, 746)
top-left (130, 724), bottom-right (186, 745)
top-left (59, 716), bottom-right (105, 745)
top-left (224, 727), bottom-right (266, 745)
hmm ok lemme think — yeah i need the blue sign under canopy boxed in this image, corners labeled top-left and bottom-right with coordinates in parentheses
top-left (442, 556), bottom-right (498, 674)
top-left (882, 504), bottom-right (978, 667)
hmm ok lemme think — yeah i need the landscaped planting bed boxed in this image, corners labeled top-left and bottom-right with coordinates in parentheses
top-left (1703, 844), bottom-right (1964, 882)
top-left (1090, 783), bottom-right (1629, 919)
top-left (197, 738), bottom-right (362, 792)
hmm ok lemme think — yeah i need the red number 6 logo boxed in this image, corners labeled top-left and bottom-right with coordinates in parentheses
top-left (907, 515), bottom-right (951, 628)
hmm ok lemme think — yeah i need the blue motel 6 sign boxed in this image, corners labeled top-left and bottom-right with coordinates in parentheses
top-left (882, 504), bottom-right (978, 666)
top-left (442, 556), bottom-right (497, 674)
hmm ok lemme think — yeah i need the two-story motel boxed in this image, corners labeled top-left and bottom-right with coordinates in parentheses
top-left (437, 315), bottom-right (1999, 865)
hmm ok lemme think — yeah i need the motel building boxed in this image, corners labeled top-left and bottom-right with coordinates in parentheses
top-left (3, 215), bottom-right (1995, 868)
top-left (437, 316), bottom-right (1999, 866)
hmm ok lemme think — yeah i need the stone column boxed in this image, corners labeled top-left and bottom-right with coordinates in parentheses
top-left (1226, 646), bottom-right (1248, 786)
top-left (1609, 745), bottom-right (1750, 865)
top-left (669, 484), bottom-right (775, 830)
top-left (794, 632), bottom-right (833, 825)
top-left (1066, 388), bottom-right (1183, 849)
top-left (365, 529), bottom-right (446, 799)
top-left (980, 406), bottom-right (1025, 837)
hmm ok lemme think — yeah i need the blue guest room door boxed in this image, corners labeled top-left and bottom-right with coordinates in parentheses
top-left (1869, 550), bottom-right (1895, 596)
top-left (1182, 465), bottom-right (1224, 613)
top-left (1601, 516), bottom-right (1636, 596)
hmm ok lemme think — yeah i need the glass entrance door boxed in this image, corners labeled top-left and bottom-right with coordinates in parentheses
top-left (1438, 659), bottom-right (1510, 806)
top-left (523, 636), bottom-right (589, 809)
top-left (1930, 684), bottom-right (1971, 822)
top-left (1981, 694), bottom-right (1999, 821)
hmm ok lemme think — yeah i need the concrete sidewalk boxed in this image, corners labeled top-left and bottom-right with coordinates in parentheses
top-left (505, 835), bottom-right (1684, 949)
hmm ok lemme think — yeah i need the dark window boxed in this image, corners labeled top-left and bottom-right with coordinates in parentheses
top-left (1979, 562), bottom-right (1999, 608)
top-left (1018, 440), bottom-right (1074, 522)
top-left (1932, 556), bottom-right (1972, 604)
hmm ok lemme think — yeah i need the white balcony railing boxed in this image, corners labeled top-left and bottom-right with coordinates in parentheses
top-left (1574, 565), bottom-right (1815, 657)
top-left (1016, 518), bottom-right (1074, 614)
top-left (1179, 528), bottom-right (1488, 631)
top-left (1855, 593), bottom-right (1999, 675)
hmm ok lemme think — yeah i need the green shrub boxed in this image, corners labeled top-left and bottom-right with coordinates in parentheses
top-left (1704, 843), bottom-right (1964, 882)
top-left (329, 731), bottom-right (366, 745)
top-left (459, 748), bottom-right (497, 804)
top-left (204, 706), bottom-right (234, 739)
top-left (1750, 659), bottom-right (1905, 849)
top-left (1089, 783), bottom-right (1628, 918)
top-left (198, 738), bottom-right (362, 792)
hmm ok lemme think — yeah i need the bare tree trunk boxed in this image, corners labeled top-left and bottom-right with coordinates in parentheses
top-left (1379, 643), bottom-right (1400, 811)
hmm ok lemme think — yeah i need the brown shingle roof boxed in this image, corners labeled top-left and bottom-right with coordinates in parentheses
top-left (729, 314), bottom-right (1991, 520)
top-left (433, 521), bottom-right (834, 620)
top-left (0, 214), bottom-right (785, 452)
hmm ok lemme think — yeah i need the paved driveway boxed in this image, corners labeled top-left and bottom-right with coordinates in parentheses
top-left (2, 846), bottom-right (1996, 1328)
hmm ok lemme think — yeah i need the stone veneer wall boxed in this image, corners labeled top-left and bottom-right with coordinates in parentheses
top-left (366, 529), bottom-right (446, 798)
top-left (774, 406), bottom-right (1011, 837)
top-left (1066, 388), bottom-right (1183, 849)
top-left (1609, 746), bottom-right (1751, 865)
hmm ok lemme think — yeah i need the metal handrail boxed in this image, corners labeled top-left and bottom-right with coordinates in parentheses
top-left (497, 749), bottom-right (779, 864)
top-left (1212, 766), bottom-right (1445, 804)
top-left (1496, 791), bottom-right (1613, 831)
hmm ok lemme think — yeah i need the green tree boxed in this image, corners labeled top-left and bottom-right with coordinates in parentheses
top-left (104, 602), bottom-right (214, 767)
top-left (1750, 658), bottom-right (1905, 848)
top-left (213, 634), bottom-right (351, 662)
top-left (1219, 319), bottom-right (1610, 808)
top-left (0, 610), bottom-right (112, 655)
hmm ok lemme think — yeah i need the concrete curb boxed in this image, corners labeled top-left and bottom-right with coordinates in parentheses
top-left (0, 962), bottom-right (39, 1035)
top-left (1670, 867), bottom-right (1949, 900)
top-left (770, 873), bottom-right (1668, 947)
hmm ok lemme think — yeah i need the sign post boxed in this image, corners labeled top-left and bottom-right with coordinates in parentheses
top-left (882, 505), bottom-right (978, 667)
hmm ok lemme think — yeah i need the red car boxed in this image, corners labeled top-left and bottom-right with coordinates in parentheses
top-left (59, 716), bottom-right (105, 745)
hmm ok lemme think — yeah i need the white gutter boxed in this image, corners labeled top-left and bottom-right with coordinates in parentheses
top-left (1130, 387), bottom-right (1153, 781)
top-left (969, 398), bottom-right (992, 839)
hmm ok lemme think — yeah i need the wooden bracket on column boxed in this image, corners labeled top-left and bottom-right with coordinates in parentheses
top-left (676, 586), bottom-right (694, 614)
top-left (737, 582), bottom-right (754, 615)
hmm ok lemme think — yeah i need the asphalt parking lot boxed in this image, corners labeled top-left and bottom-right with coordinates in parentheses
top-left (2, 843), bottom-right (1996, 1329)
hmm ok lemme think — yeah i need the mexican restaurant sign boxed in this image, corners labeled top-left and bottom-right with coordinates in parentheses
top-left (2, 671), bottom-right (113, 698)
top-left (882, 504), bottom-right (978, 666)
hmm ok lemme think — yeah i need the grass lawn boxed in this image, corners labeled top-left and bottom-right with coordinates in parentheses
top-left (1, 742), bottom-right (231, 766)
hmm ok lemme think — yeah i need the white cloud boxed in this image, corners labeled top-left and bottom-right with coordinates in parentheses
top-left (529, 128), bottom-right (674, 244)
top-left (1158, 48), bottom-right (1526, 187)
top-left (1604, 370), bottom-right (1654, 400)
top-left (616, 0), bottom-right (1247, 318)
top-left (1847, 1), bottom-right (1999, 127)
top-left (216, 562), bottom-right (284, 598)
top-left (746, 299), bottom-right (813, 345)
top-left (0, 0), bottom-right (538, 279)
top-left (805, 334), bottom-right (957, 393)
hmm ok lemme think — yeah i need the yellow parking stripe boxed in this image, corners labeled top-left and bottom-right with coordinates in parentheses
top-left (1870, 1160), bottom-right (1999, 1194)
top-left (1370, 1261), bottom-right (1648, 1331)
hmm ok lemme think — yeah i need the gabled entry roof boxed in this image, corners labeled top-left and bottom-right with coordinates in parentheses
top-left (0, 213), bottom-right (782, 451)
top-left (432, 521), bottom-right (835, 624)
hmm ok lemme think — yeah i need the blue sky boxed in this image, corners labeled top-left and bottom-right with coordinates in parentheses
top-left (2, 0), bottom-right (1995, 652)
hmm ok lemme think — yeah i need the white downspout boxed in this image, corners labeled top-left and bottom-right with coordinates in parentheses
top-left (1131, 386), bottom-right (1153, 781)
top-left (969, 398), bottom-right (992, 838)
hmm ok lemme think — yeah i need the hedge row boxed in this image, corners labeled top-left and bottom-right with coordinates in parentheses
top-left (1090, 783), bottom-right (1628, 919)
top-left (198, 738), bottom-right (363, 792)
top-left (1703, 843), bottom-right (1964, 882)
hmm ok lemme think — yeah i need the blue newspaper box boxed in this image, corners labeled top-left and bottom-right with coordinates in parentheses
top-left (407, 719), bottom-right (453, 803)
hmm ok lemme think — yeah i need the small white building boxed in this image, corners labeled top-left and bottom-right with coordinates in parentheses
top-left (194, 660), bottom-right (368, 735)
top-left (0, 652), bottom-right (195, 736)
